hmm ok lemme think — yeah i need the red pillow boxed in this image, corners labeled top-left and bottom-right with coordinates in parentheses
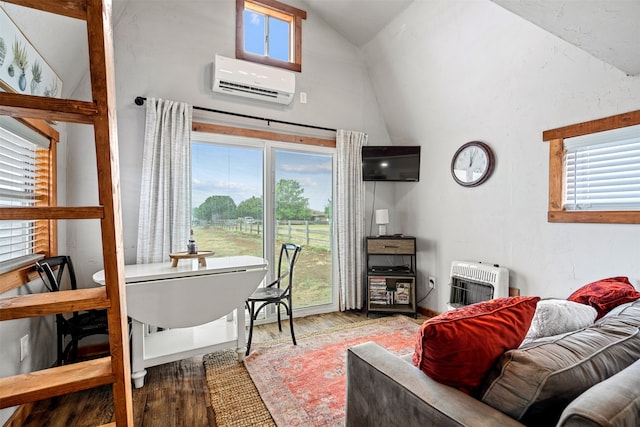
top-left (412, 296), bottom-right (539, 396)
top-left (567, 276), bottom-right (640, 319)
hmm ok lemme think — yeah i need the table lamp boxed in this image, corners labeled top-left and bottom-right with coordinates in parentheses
top-left (375, 209), bottom-right (389, 236)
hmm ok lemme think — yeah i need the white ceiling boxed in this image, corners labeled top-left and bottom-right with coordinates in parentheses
top-left (491, 0), bottom-right (640, 76)
top-left (304, 0), bottom-right (413, 47)
top-left (2, 0), bottom-right (638, 99)
top-left (306, 0), bottom-right (640, 76)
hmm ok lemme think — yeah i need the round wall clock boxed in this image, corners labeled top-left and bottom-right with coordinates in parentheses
top-left (450, 141), bottom-right (495, 187)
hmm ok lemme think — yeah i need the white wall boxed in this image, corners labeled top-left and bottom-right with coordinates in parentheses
top-left (0, 281), bottom-right (57, 424)
top-left (89, 0), bottom-right (391, 269)
top-left (362, 0), bottom-right (640, 312)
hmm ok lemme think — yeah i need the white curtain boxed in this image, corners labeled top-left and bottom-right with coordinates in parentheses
top-left (136, 98), bottom-right (193, 264)
top-left (336, 129), bottom-right (368, 310)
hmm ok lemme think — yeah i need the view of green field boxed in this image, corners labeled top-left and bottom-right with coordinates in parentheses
top-left (193, 223), bottom-right (332, 308)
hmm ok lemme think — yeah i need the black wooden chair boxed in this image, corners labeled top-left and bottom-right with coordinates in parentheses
top-left (35, 255), bottom-right (110, 365)
top-left (245, 243), bottom-right (302, 355)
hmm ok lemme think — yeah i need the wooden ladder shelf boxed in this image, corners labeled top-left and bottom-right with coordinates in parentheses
top-left (0, 1), bottom-right (133, 425)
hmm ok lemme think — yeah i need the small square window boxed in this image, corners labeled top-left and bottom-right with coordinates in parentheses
top-left (236, 0), bottom-right (306, 72)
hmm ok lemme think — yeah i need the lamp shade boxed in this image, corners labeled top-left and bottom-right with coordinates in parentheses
top-left (375, 209), bottom-right (389, 225)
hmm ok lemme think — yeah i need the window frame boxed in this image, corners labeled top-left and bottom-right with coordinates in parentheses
top-left (0, 116), bottom-right (58, 294)
top-left (236, 0), bottom-right (307, 73)
top-left (190, 122), bottom-right (337, 315)
top-left (543, 109), bottom-right (640, 224)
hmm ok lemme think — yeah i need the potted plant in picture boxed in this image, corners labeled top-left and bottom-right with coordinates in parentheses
top-left (30, 60), bottom-right (41, 95)
top-left (44, 78), bottom-right (58, 98)
top-left (12, 38), bottom-right (29, 92)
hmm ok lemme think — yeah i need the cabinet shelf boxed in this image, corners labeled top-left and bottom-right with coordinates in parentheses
top-left (369, 303), bottom-right (415, 311)
top-left (367, 270), bottom-right (415, 276)
top-left (365, 236), bottom-right (417, 317)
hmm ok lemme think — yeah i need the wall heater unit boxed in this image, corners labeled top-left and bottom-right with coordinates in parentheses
top-left (447, 261), bottom-right (509, 310)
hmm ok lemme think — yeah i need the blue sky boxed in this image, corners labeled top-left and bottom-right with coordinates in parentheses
top-left (191, 143), bottom-right (332, 212)
top-left (244, 10), bottom-right (289, 61)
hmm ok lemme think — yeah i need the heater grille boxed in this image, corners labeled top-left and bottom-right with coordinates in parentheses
top-left (448, 261), bottom-right (509, 310)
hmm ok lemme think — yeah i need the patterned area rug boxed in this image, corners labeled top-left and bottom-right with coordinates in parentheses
top-left (245, 315), bottom-right (421, 427)
top-left (203, 315), bottom-right (422, 427)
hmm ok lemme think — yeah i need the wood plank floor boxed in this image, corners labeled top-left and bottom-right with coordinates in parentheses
top-left (17, 311), bottom-right (380, 427)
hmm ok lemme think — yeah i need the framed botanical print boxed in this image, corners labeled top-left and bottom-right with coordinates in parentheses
top-left (0, 7), bottom-right (63, 98)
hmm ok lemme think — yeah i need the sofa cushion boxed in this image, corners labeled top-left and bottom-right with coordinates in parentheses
top-left (557, 358), bottom-right (640, 427)
top-left (567, 276), bottom-right (640, 319)
top-left (597, 299), bottom-right (640, 322)
top-left (412, 296), bottom-right (539, 396)
top-left (481, 304), bottom-right (640, 425)
top-left (522, 299), bottom-right (597, 345)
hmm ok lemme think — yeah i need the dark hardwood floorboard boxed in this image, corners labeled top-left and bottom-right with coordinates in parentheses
top-left (17, 311), bottom-right (404, 426)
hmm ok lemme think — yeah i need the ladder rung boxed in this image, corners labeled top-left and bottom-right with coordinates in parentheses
top-left (0, 92), bottom-right (97, 124)
top-left (1, 0), bottom-right (88, 20)
top-left (0, 357), bottom-right (114, 409)
top-left (0, 206), bottom-right (104, 220)
top-left (0, 288), bottom-right (109, 321)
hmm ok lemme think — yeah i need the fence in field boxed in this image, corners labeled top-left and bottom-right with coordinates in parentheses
top-left (211, 219), bottom-right (331, 248)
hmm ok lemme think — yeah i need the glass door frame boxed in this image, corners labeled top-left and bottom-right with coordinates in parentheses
top-left (191, 131), bottom-right (338, 320)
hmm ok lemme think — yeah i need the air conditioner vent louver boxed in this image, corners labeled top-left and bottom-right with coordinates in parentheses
top-left (218, 80), bottom-right (279, 98)
top-left (212, 54), bottom-right (295, 105)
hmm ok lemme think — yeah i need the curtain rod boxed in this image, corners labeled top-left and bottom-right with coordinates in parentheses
top-left (134, 96), bottom-right (336, 132)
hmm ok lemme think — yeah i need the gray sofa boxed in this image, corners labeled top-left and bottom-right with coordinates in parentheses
top-left (346, 299), bottom-right (640, 427)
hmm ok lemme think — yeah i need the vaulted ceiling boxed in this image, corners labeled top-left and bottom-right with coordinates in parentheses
top-left (2, 0), bottom-right (638, 99)
top-left (304, 0), bottom-right (413, 47)
top-left (490, 0), bottom-right (640, 76)
top-left (305, 0), bottom-right (640, 76)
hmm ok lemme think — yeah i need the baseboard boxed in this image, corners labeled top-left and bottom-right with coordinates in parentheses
top-left (4, 401), bottom-right (35, 427)
top-left (417, 306), bottom-right (440, 318)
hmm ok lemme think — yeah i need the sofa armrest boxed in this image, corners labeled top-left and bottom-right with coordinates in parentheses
top-left (346, 341), bottom-right (524, 427)
top-left (557, 358), bottom-right (640, 427)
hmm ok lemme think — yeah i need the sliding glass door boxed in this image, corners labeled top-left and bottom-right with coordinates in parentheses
top-left (191, 141), bottom-right (264, 259)
top-left (191, 133), bottom-right (335, 313)
top-left (274, 149), bottom-right (333, 309)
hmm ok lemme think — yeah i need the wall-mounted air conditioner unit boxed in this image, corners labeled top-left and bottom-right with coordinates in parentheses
top-left (212, 54), bottom-right (295, 105)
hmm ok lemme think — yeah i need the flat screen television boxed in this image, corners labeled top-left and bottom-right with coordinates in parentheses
top-left (362, 146), bottom-right (421, 181)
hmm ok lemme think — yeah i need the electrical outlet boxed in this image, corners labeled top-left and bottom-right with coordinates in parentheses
top-left (428, 276), bottom-right (436, 289)
top-left (20, 334), bottom-right (29, 361)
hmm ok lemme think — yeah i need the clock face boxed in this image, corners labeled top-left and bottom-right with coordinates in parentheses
top-left (451, 141), bottom-right (494, 187)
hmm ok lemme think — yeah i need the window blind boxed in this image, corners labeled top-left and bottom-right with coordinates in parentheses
top-left (563, 124), bottom-right (640, 211)
top-left (0, 119), bottom-right (45, 269)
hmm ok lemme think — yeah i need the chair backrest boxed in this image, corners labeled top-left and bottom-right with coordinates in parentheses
top-left (275, 243), bottom-right (302, 291)
top-left (35, 255), bottom-right (77, 293)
